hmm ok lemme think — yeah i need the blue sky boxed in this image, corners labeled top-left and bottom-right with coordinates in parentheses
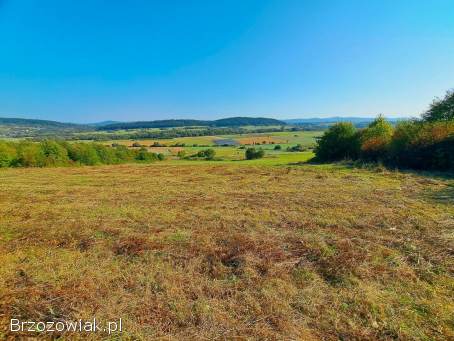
top-left (0, 0), bottom-right (453, 123)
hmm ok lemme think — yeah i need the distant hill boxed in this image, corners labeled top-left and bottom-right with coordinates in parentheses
top-left (284, 117), bottom-right (407, 127)
top-left (98, 119), bottom-right (211, 130)
top-left (0, 117), bottom-right (86, 128)
top-left (86, 120), bottom-right (120, 127)
top-left (211, 117), bottom-right (284, 127)
top-left (98, 117), bottom-right (285, 130)
top-left (284, 117), bottom-right (373, 124)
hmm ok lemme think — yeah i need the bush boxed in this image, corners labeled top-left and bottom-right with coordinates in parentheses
top-left (245, 147), bottom-right (265, 160)
top-left (388, 120), bottom-right (422, 167)
top-left (360, 115), bottom-right (393, 161)
top-left (67, 143), bottom-right (101, 165)
top-left (314, 122), bottom-right (360, 161)
top-left (132, 142), bottom-right (142, 147)
top-left (389, 120), bottom-right (454, 170)
top-left (287, 144), bottom-right (304, 152)
top-left (274, 145), bottom-right (282, 150)
top-left (177, 150), bottom-right (186, 159)
top-left (114, 144), bottom-right (135, 162)
top-left (0, 141), bottom-right (17, 167)
top-left (15, 142), bottom-right (45, 167)
top-left (136, 147), bottom-right (158, 162)
top-left (0, 139), bottom-right (165, 168)
top-left (312, 89), bottom-right (454, 171)
top-left (196, 148), bottom-right (216, 160)
top-left (93, 143), bottom-right (118, 164)
top-left (157, 153), bottom-right (165, 161)
top-left (39, 140), bottom-right (70, 166)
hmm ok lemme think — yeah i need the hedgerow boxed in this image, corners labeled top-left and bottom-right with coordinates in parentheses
top-left (0, 140), bottom-right (162, 168)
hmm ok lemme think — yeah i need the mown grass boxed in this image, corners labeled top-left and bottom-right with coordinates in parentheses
top-left (0, 162), bottom-right (453, 340)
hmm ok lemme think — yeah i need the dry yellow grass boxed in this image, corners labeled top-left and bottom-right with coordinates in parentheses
top-left (0, 163), bottom-right (453, 340)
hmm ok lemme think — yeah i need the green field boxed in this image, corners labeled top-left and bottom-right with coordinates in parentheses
top-left (100, 130), bottom-right (321, 148)
top-left (97, 130), bottom-right (322, 163)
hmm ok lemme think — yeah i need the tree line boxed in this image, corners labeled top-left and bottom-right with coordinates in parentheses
top-left (314, 90), bottom-right (454, 171)
top-left (98, 117), bottom-right (284, 131)
top-left (71, 126), bottom-right (290, 141)
top-left (0, 140), bottom-right (164, 168)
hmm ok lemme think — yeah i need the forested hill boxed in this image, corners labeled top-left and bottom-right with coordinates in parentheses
top-left (211, 117), bottom-right (285, 127)
top-left (98, 117), bottom-right (285, 130)
top-left (0, 117), bottom-right (87, 128)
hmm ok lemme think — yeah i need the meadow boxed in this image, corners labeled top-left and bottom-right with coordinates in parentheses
top-left (0, 159), bottom-right (453, 340)
top-left (97, 130), bottom-right (320, 146)
top-left (99, 130), bottom-right (322, 161)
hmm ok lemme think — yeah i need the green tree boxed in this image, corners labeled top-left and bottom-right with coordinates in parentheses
top-left (245, 147), bottom-right (265, 160)
top-left (196, 148), bottom-right (216, 160)
top-left (423, 90), bottom-right (454, 122)
top-left (360, 115), bottom-right (393, 160)
top-left (314, 122), bottom-right (360, 161)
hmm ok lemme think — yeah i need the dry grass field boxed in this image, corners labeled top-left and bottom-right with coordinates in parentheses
top-left (0, 163), bottom-right (453, 340)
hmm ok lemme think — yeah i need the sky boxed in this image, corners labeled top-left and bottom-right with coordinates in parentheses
top-left (0, 0), bottom-right (453, 123)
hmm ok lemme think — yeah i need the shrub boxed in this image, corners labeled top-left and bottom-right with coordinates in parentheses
top-left (196, 148), bottom-right (216, 160)
top-left (67, 143), bottom-right (101, 165)
top-left (360, 115), bottom-right (393, 161)
top-left (15, 142), bottom-right (46, 167)
top-left (274, 145), bottom-right (282, 150)
top-left (114, 144), bottom-right (135, 162)
top-left (0, 141), bottom-right (17, 167)
top-left (389, 120), bottom-right (454, 170)
top-left (177, 150), bottom-right (186, 159)
top-left (136, 147), bottom-right (158, 162)
top-left (93, 143), bottom-right (118, 164)
top-left (0, 139), bottom-right (165, 168)
top-left (132, 142), bottom-right (142, 147)
top-left (287, 144), bottom-right (304, 152)
top-left (388, 120), bottom-right (422, 167)
top-left (157, 153), bottom-right (165, 161)
top-left (245, 147), bottom-right (265, 160)
top-left (39, 140), bottom-right (69, 166)
top-left (314, 122), bottom-right (360, 161)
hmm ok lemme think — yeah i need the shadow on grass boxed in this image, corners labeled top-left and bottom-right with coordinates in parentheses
top-left (424, 184), bottom-right (454, 205)
top-left (288, 159), bottom-right (454, 180)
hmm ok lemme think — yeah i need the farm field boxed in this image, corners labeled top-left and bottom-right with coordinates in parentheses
top-left (100, 130), bottom-right (322, 148)
top-left (0, 162), bottom-right (453, 340)
top-left (96, 130), bottom-right (322, 161)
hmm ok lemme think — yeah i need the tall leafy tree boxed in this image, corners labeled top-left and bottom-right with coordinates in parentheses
top-left (423, 90), bottom-right (454, 122)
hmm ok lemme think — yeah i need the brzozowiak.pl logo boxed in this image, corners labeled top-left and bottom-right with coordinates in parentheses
top-left (10, 318), bottom-right (122, 335)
